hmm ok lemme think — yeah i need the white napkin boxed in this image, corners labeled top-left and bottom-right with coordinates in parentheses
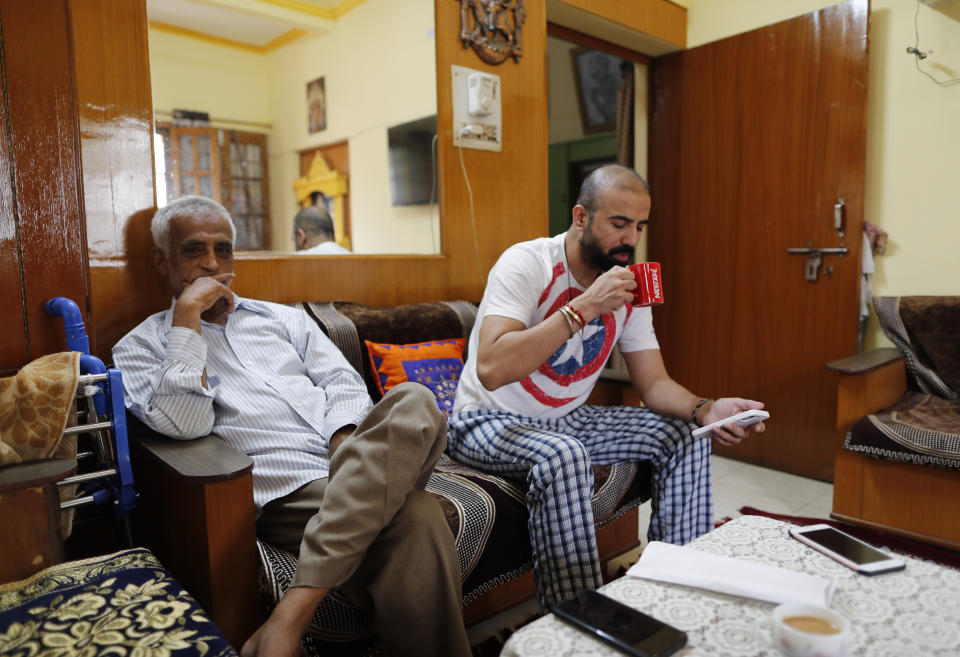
top-left (627, 541), bottom-right (836, 606)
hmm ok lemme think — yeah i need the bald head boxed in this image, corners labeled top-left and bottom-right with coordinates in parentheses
top-left (575, 165), bottom-right (649, 219)
top-left (293, 205), bottom-right (335, 250)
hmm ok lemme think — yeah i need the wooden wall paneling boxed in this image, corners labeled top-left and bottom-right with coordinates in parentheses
top-left (69, 0), bottom-right (167, 361)
top-left (0, 0), bottom-right (90, 361)
top-left (434, 0), bottom-right (549, 301)
top-left (0, 26), bottom-right (29, 375)
top-left (232, 254), bottom-right (448, 306)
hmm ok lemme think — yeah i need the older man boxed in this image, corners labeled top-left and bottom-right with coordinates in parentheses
top-left (113, 196), bottom-right (470, 657)
top-left (448, 165), bottom-right (766, 611)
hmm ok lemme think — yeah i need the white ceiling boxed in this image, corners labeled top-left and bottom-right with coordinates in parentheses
top-left (146, 0), bottom-right (345, 48)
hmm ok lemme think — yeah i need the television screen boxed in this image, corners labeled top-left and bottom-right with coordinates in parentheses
top-left (388, 115), bottom-right (437, 206)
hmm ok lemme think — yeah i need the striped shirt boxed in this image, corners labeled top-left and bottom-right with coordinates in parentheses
top-left (112, 296), bottom-right (373, 509)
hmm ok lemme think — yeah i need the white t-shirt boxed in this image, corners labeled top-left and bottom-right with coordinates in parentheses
top-left (453, 234), bottom-right (659, 419)
top-left (301, 241), bottom-right (351, 255)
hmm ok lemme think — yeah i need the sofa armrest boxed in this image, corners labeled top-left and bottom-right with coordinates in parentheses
top-left (827, 348), bottom-right (907, 433)
top-left (129, 420), bottom-right (263, 648)
top-left (826, 348), bottom-right (903, 375)
top-left (133, 431), bottom-right (253, 482)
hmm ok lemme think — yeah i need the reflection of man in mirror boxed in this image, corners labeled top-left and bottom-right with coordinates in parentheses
top-left (293, 205), bottom-right (350, 254)
top-left (585, 52), bottom-right (619, 126)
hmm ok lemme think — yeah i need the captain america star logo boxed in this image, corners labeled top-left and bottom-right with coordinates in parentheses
top-left (519, 272), bottom-right (626, 407)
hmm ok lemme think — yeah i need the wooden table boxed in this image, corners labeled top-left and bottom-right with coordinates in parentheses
top-left (503, 515), bottom-right (960, 656)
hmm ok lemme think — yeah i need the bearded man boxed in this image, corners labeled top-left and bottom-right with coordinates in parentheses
top-left (448, 165), bottom-right (766, 611)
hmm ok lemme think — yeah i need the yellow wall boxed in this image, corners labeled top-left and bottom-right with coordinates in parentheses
top-left (147, 0), bottom-right (439, 255)
top-left (265, 0), bottom-right (438, 254)
top-left (676, 0), bottom-right (960, 349)
top-left (148, 28), bottom-right (271, 127)
top-left (548, 36), bottom-right (593, 144)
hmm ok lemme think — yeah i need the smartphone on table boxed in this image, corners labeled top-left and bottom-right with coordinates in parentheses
top-left (789, 524), bottom-right (906, 575)
top-left (552, 589), bottom-right (687, 657)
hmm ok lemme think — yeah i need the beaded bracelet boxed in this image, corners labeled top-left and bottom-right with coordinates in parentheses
top-left (692, 397), bottom-right (713, 426)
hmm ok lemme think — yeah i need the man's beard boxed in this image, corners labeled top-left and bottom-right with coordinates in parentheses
top-left (579, 222), bottom-right (635, 271)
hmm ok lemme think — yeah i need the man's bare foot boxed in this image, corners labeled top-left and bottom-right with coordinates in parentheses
top-left (240, 586), bottom-right (329, 657)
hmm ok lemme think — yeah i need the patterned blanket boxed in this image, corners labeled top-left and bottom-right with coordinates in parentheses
top-left (0, 548), bottom-right (236, 657)
top-left (0, 352), bottom-right (79, 466)
top-left (844, 297), bottom-right (960, 468)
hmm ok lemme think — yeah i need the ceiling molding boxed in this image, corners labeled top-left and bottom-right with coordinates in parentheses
top-left (193, 0), bottom-right (336, 31)
top-left (147, 0), bottom-right (369, 52)
top-left (263, 28), bottom-right (309, 52)
top-left (149, 20), bottom-right (266, 53)
top-left (330, 0), bottom-right (368, 19)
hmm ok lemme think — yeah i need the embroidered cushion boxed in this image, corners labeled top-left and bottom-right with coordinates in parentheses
top-left (364, 339), bottom-right (466, 416)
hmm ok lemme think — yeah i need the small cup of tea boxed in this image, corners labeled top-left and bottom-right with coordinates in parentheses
top-left (627, 262), bottom-right (664, 307)
top-left (770, 603), bottom-right (851, 657)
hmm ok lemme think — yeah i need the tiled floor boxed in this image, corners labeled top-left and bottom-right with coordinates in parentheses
top-left (467, 455), bottom-right (835, 647)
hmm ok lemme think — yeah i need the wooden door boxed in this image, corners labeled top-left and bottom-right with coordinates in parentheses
top-left (0, 0), bottom-right (91, 374)
top-left (649, 0), bottom-right (869, 481)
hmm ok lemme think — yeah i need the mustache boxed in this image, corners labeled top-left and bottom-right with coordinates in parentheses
top-left (608, 245), bottom-right (635, 256)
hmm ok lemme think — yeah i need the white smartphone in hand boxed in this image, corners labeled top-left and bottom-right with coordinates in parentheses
top-left (691, 409), bottom-right (769, 438)
top-left (789, 524), bottom-right (906, 575)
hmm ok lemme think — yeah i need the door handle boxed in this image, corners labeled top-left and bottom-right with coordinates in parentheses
top-left (786, 245), bottom-right (848, 281)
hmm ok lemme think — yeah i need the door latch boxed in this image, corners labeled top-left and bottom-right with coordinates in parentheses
top-left (834, 198), bottom-right (845, 237)
top-left (805, 251), bottom-right (823, 281)
top-left (786, 244), bottom-right (848, 282)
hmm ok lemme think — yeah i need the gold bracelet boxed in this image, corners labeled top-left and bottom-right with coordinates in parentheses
top-left (558, 308), bottom-right (576, 337)
top-left (559, 304), bottom-right (584, 330)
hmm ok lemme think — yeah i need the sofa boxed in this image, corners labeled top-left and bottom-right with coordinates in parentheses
top-left (126, 300), bottom-right (652, 652)
top-left (828, 296), bottom-right (960, 551)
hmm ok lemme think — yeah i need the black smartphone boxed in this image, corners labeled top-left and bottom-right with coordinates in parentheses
top-left (552, 589), bottom-right (688, 657)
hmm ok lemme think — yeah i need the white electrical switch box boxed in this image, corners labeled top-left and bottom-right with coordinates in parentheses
top-left (452, 65), bottom-right (501, 152)
top-left (468, 72), bottom-right (496, 117)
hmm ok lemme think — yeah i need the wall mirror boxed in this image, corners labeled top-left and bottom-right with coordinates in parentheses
top-left (146, 0), bottom-right (441, 255)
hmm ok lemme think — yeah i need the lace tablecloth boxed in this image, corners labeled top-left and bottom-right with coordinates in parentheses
top-left (502, 515), bottom-right (960, 656)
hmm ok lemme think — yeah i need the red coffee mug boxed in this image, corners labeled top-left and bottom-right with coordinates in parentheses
top-left (628, 262), bottom-right (664, 307)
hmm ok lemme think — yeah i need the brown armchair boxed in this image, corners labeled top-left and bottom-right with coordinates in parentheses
top-left (128, 300), bottom-right (651, 652)
top-left (828, 296), bottom-right (960, 551)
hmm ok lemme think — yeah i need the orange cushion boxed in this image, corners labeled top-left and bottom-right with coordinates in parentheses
top-left (364, 338), bottom-right (466, 416)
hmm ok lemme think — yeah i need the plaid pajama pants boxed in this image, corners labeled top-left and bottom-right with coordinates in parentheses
top-left (446, 404), bottom-right (712, 611)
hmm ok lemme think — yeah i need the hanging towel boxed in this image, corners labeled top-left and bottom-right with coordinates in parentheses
top-left (0, 352), bottom-right (80, 466)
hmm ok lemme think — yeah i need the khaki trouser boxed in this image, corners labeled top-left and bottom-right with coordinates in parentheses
top-left (256, 383), bottom-right (471, 657)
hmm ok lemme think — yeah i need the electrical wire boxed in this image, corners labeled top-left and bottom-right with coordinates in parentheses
top-left (430, 133), bottom-right (439, 253)
top-left (457, 142), bottom-right (484, 284)
top-left (911, 0), bottom-right (960, 87)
